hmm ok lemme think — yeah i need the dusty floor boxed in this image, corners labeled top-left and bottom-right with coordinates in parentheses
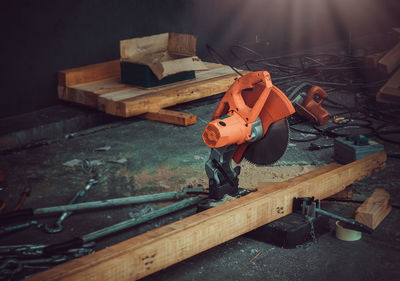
top-left (1, 35), bottom-right (400, 280)
top-left (0, 97), bottom-right (399, 280)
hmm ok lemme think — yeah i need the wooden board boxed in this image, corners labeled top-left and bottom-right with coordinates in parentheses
top-left (355, 188), bottom-right (392, 229)
top-left (58, 60), bottom-right (120, 87)
top-left (58, 61), bottom-right (243, 118)
top-left (378, 42), bottom-right (400, 75)
top-left (141, 109), bottom-right (196, 126)
top-left (364, 51), bottom-right (386, 69)
top-left (376, 67), bottom-right (400, 104)
top-left (28, 152), bottom-right (386, 281)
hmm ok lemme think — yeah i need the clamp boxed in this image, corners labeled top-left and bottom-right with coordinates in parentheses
top-left (293, 197), bottom-right (373, 234)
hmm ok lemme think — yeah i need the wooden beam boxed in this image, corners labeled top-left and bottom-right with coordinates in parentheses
top-left (355, 188), bottom-right (392, 229)
top-left (28, 152), bottom-right (386, 281)
top-left (376, 67), bottom-right (400, 104)
top-left (115, 71), bottom-right (240, 117)
top-left (329, 186), bottom-right (353, 200)
top-left (100, 67), bottom-right (242, 117)
top-left (58, 60), bottom-right (121, 87)
top-left (364, 51), bottom-right (386, 69)
top-left (141, 109), bottom-right (197, 126)
top-left (378, 42), bottom-right (400, 75)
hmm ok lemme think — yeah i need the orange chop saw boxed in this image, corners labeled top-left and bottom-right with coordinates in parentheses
top-left (202, 71), bottom-right (295, 200)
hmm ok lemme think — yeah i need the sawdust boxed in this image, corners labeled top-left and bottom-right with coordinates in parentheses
top-left (132, 165), bottom-right (204, 191)
top-left (237, 162), bottom-right (317, 191)
top-left (117, 162), bottom-right (317, 193)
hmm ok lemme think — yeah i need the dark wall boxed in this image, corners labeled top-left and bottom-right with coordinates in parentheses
top-left (1, 0), bottom-right (399, 118)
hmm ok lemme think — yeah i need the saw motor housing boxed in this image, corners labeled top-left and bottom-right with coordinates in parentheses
top-left (202, 71), bottom-right (295, 200)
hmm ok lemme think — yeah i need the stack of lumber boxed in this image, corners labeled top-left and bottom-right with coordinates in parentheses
top-left (375, 27), bottom-right (400, 104)
top-left (58, 61), bottom-right (244, 126)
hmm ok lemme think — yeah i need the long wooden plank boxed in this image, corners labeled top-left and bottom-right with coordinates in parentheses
top-left (58, 60), bottom-right (121, 87)
top-left (355, 188), bottom-right (392, 229)
top-left (378, 42), bottom-right (400, 75)
top-left (28, 152), bottom-right (386, 281)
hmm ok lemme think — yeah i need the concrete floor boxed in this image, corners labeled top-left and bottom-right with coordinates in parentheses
top-left (0, 95), bottom-right (399, 280)
top-left (1, 31), bottom-right (400, 280)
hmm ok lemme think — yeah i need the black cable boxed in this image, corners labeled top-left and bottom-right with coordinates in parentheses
top-left (375, 124), bottom-right (400, 145)
top-left (205, 44), bottom-right (243, 77)
top-left (287, 82), bottom-right (312, 101)
top-left (289, 126), bottom-right (322, 142)
top-left (323, 123), bottom-right (375, 138)
top-left (211, 42), bottom-right (400, 148)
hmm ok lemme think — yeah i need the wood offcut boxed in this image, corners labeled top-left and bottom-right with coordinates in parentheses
top-left (376, 67), bottom-right (400, 103)
top-left (355, 188), bottom-right (392, 229)
top-left (378, 42), bottom-right (400, 75)
top-left (28, 152), bottom-right (386, 281)
top-left (141, 109), bottom-right (196, 126)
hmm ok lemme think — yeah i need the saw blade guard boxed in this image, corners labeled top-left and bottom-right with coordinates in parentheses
top-left (202, 71), bottom-right (295, 163)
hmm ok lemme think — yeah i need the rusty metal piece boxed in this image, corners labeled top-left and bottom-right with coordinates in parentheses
top-left (13, 187), bottom-right (31, 211)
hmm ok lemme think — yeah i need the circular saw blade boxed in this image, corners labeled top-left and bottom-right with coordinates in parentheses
top-left (243, 118), bottom-right (290, 166)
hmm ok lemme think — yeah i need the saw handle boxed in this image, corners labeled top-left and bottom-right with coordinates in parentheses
top-left (303, 86), bottom-right (328, 106)
top-left (212, 71), bottom-right (272, 123)
top-left (300, 86), bottom-right (330, 126)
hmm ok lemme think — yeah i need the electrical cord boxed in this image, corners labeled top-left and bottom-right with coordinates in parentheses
top-left (205, 44), bottom-right (243, 77)
top-left (375, 124), bottom-right (400, 145)
top-left (208, 42), bottom-right (400, 146)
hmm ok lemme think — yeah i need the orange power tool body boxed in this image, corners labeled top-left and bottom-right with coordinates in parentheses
top-left (203, 71), bottom-right (295, 163)
top-left (202, 71), bottom-right (295, 200)
top-left (294, 86), bottom-right (330, 126)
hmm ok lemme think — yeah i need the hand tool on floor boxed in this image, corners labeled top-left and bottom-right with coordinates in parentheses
top-left (0, 221), bottom-right (41, 237)
top-left (0, 188), bottom-right (204, 224)
top-left (293, 197), bottom-right (373, 233)
top-left (43, 196), bottom-right (201, 254)
top-left (44, 178), bottom-right (98, 233)
top-left (0, 243), bottom-right (95, 279)
top-left (0, 187), bottom-right (30, 215)
top-left (0, 255), bottom-right (68, 280)
top-left (0, 242), bottom-right (95, 261)
top-left (289, 84), bottom-right (330, 126)
top-left (202, 71), bottom-right (295, 201)
top-left (13, 187), bottom-right (31, 211)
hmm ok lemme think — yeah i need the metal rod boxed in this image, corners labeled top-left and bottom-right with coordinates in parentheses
top-left (315, 208), bottom-right (355, 225)
top-left (35, 189), bottom-right (202, 215)
top-left (315, 208), bottom-right (372, 233)
top-left (82, 197), bottom-right (202, 242)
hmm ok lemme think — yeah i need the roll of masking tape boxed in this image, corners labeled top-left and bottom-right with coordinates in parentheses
top-left (335, 221), bottom-right (362, 241)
